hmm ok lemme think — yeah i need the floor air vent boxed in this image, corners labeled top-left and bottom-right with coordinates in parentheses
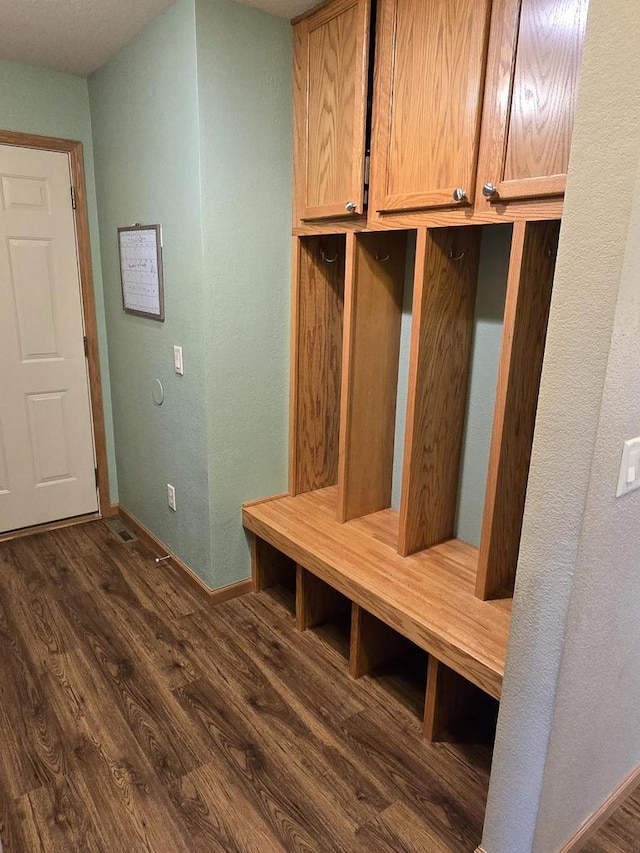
top-left (105, 517), bottom-right (138, 544)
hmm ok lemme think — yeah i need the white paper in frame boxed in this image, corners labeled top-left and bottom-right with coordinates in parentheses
top-left (118, 224), bottom-right (164, 321)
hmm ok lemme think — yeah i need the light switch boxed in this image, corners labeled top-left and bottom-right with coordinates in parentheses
top-left (616, 436), bottom-right (640, 497)
top-left (173, 345), bottom-right (184, 376)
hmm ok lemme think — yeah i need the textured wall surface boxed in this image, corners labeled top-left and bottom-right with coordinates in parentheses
top-left (89, 1), bottom-right (212, 579)
top-left (481, 1), bottom-right (640, 850)
top-left (195, 0), bottom-right (292, 587)
top-left (0, 59), bottom-right (117, 501)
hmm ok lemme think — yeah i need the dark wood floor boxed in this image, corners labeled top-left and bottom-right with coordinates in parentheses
top-left (0, 521), bottom-right (637, 852)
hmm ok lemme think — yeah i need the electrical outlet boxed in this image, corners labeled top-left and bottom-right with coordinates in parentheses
top-left (167, 483), bottom-right (177, 511)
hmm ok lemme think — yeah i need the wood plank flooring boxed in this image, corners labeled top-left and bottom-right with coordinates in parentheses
top-left (0, 520), bottom-right (636, 852)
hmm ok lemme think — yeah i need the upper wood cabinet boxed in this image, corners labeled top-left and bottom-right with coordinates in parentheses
top-left (368, 0), bottom-right (492, 215)
top-left (293, 0), bottom-right (371, 224)
top-left (292, 0), bottom-right (589, 230)
top-left (475, 0), bottom-right (589, 205)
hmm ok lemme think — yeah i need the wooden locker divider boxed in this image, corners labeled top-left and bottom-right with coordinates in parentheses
top-left (349, 604), bottom-right (413, 679)
top-left (338, 231), bottom-right (407, 522)
top-left (289, 234), bottom-right (346, 496)
top-left (398, 227), bottom-right (482, 556)
top-left (476, 219), bottom-right (561, 600)
top-left (296, 565), bottom-right (350, 631)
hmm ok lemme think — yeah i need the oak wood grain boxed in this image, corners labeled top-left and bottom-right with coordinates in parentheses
top-left (243, 486), bottom-right (511, 699)
top-left (475, 0), bottom-right (588, 206)
top-left (476, 219), bottom-right (561, 599)
top-left (293, 0), bottom-right (370, 224)
top-left (338, 231), bottom-right (407, 522)
top-left (296, 564), bottom-right (350, 631)
top-left (398, 227), bottom-right (482, 556)
top-left (504, 0), bottom-right (588, 184)
top-left (349, 604), bottom-right (413, 679)
top-left (369, 0), bottom-right (491, 215)
top-left (290, 235), bottom-right (345, 494)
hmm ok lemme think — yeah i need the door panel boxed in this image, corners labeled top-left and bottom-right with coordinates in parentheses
top-left (370, 0), bottom-right (491, 214)
top-left (503, 0), bottom-right (588, 186)
top-left (0, 144), bottom-right (98, 533)
top-left (476, 0), bottom-right (589, 204)
top-left (295, 0), bottom-right (370, 222)
top-left (8, 238), bottom-right (60, 359)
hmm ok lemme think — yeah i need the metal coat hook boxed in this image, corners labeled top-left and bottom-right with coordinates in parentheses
top-left (448, 248), bottom-right (465, 261)
top-left (321, 250), bottom-right (339, 263)
top-left (375, 252), bottom-right (390, 262)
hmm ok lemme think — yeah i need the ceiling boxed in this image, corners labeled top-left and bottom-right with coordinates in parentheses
top-left (0, 0), bottom-right (317, 78)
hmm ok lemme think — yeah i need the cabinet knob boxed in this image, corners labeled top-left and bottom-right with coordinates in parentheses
top-left (345, 201), bottom-right (357, 213)
top-left (482, 182), bottom-right (499, 199)
top-left (452, 188), bottom-right (467, 202)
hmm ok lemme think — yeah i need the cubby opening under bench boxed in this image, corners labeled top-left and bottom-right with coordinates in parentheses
top-left (243, 487), bottom-right (509, 742)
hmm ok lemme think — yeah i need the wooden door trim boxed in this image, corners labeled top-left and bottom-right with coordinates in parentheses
top-left (0, 128), bottom-right (111, 518)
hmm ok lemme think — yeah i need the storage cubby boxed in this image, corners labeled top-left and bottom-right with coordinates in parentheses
top-left (290, 234), bottom-right (346, 496)
top-left (296, 566), bottom-right (352, 660)
top-left (337, 231), bottom-right (409, 522)
top-left (350, 605), bottom-right (427, 722)
top-left (398, 226), bottom-right (483, 556)
top-left (251, 535), bottom-right (297, 617)
top-left (476, 219), bottom-right (561, 599)
top-left (424, 658), bottom-right (499, 747)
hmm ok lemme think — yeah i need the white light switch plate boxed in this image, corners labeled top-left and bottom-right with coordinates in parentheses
top-left (173, 345), bottom-right (184, 375)
top-left (616, 437), bottom-right (640, 497)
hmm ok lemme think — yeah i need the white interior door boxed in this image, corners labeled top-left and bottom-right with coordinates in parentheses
top-left (0, 144), bottom-right (98, 533)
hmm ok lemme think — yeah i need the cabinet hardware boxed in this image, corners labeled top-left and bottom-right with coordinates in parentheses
top-left (320, 251), bottom-right (339, 264)
top-left (482, 182), bottom-right (499, 199)
top-left (345, 201), bottom-right (358, 213)
top-left (452, 188), bottom-right (467, 202)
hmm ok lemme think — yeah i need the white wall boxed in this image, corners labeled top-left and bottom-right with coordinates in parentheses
top-left (481, 1), bottom-right (640, 850)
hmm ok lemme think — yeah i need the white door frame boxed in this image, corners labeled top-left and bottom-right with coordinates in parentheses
top-left (0, 128), bottom-right (111, 534)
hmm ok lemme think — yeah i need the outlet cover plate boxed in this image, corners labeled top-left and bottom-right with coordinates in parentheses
top-left (616, 437), bottom-right (640, 498)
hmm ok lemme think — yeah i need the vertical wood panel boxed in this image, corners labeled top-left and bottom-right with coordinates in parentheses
top-left (475, 0), bottom-right (588, 205)
top-left (476, 219), bottom-right (561, 599)
top-left (338, 231), bottom-right (406, 522)
top-left (504, 0), bottom-right (589, 183)
top-left (290, 235), bottom-right (345, 495)
top-left (398, 227), bottom-right (482, 556)
top-left (369, 0), bottom-right (491, 213)
top-left (293, 0), bottom-right (370, 223)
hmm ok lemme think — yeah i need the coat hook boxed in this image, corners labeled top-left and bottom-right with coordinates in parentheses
top-left (448, 248), bottom-right (465, 261)
top-left (321, 250), bottom-right (338, 263)
top-left (375, 252), bottom-right (390, 262)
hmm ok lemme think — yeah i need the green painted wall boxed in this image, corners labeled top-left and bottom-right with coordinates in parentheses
top-left (89, 1), bottom-right (212, 579)
top-left (0, 59), bottom-right (117, 500)
top-left (195, 0), bottom-right (292, 587)
top-left (89, 0), bottom-right (292, 587)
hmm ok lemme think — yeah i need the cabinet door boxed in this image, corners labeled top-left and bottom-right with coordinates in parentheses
top-left (293, 0), bottom-right (370, 222)
top-left (369, 0), bottom-right (491, 215)
top-left (476, 0), bottom-right (589, 204)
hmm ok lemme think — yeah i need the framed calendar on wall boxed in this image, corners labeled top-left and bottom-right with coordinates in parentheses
top-left (118, 223), bottom-right (164, 321)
